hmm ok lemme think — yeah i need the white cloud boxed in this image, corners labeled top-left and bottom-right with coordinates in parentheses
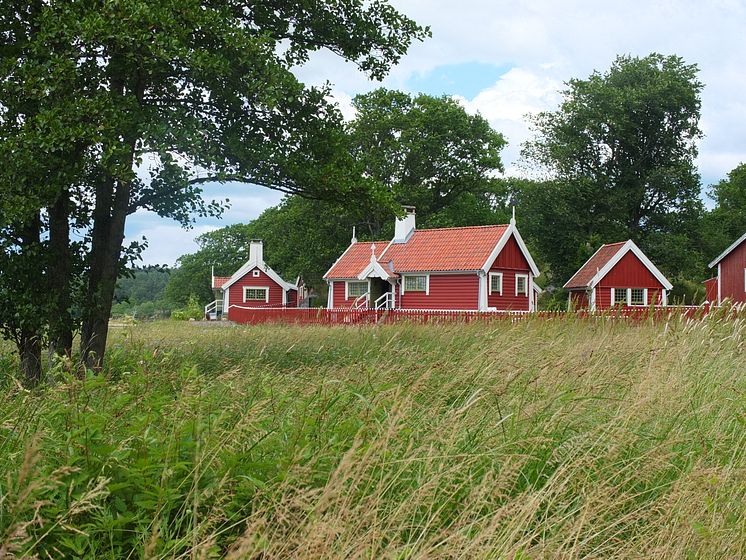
top-left (128, 224), bottom-right (218, 267)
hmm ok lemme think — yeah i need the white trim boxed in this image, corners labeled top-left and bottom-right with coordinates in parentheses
top-left (481, 224), bottom-right (541, 277)
top-left (590, 287), bottom-right (596, 312)
top-left (401, 274), bottom-right (429, 295)
top-left (572, 240), bottom-right (673, 291)
top-left (358, 259), bottom-right (393, 281)
top-left (528, 274), bottom-right (535, 311)
top-left (563, 244), bottom-right (609, 289)
top-left (224, 261), bottom-right (296, 292)
top-left (488, 272), bottom-right (503, 296)
top-left (223, 288), bottom-right (229, 313)
top-left (323, 241), bottom-right (358, 280)
top-left (662, 290), bottom-right (668, 306)
top-left (709, 232), bottom-right (746, 268)
top-left (345, 279), bottom-right (369, 300)
top-left (515, 273), bottom-right (529, 297)
top-left (478, 271), bottom-right (488, 311)
top-left (252, 269), bottom-right (260, 277)
top-left (327, 280), bottom-right (334, 309)
top-left (243, 286), bottom-right (269, 303)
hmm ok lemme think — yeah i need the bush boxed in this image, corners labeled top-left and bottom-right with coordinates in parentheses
top-left (171, 294), bottom-right (203, 320)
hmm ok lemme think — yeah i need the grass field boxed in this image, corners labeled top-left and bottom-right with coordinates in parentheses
top-left (0, 315), bottom-right (745, 558)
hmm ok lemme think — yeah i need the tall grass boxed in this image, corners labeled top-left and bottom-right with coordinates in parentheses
top-left (0, 314), bottom-right (744, 558)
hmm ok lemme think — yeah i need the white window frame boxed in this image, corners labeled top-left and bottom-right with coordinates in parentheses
top-left (252, 269), bottom-right (260, 277)
top-left (243, 286), bottom-right (269, 303)
top-left (515, 274), bottom-right (528, 297)
top-left (612, 288), bottom-right (627, 306)
top-left (488, 272), bottom-right (503, 296)
top-left (402, 274), bottom-right (429, 295)
top-left (345, 280), bottom-right (369, 300)
top-left (629, 288), bottom-right (647, 307)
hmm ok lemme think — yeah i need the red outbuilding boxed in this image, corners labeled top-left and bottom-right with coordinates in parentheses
top-left (564, 240), bottom-right (672, 311)
top-left (323, 207), bottom-right (541, 312)
top-left (206, 239), bottom-right (299, 320)
top-left (708, 232), bottom-right (746, 305)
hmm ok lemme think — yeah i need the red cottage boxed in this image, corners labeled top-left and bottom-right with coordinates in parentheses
top-left (323, 207), bottom-right (541, 312)
top-left (564, 240), bottom-right (672, 311)
top-left (207, 239), bottom-right (299, 320)
top-left (708, 232), bottom-right (746, 305)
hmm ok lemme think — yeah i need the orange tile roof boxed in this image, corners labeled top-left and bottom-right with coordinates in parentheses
top-left (564, 242), bottom-right (626, 289)
top-left (212, 276), bottom-right (232, 289)
top-left (324, 225), bottom-right (510, 278)
top-left (324, 241), bottom-right (389, 279)
top-left (380, 225), bottom-right (509, 272)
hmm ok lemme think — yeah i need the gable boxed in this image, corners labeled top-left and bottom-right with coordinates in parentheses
top-left (490, 233), bottom-right (530, 270)
top-left (232, 266), bottom-right (283, 289)
top-left (598, 251), bottom-right (663, 288)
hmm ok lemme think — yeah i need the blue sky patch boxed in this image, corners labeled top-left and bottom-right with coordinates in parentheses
top-left (405, 62), bottom-right (514, 99)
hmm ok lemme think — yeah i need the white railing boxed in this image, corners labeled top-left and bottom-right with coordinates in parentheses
top-left (204, 300), bottom-right (222, 319)
top-left (351, 292), bottom-right (370, 309)
top-left (374, 291), bottom-right (394, 310)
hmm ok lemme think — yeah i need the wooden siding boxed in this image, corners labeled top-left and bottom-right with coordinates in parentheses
top-left (331, 280), bottom-right (358, 308)
top-left (569, 290), bottom-right (589, 310)
top-left (488, 234), bottom-right (531, 311)
top-left (227, 267), bottom-right (284, 319)
top-left (704, 277), bottom-right (718, 302)
top-left (399, 274), bottom-right (479, 310)
top-left (287, 289), bottom-right (298, 308)
top-left (719, 240), bottom-right (746, 303)
top-left (595, 252), bottom-right (667, 309)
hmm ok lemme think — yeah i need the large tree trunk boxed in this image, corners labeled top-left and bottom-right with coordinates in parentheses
top-left (48, 187), bottom-right (73, 358)
top-left (80, 175), bottom-right (132, 370)
top-left (18, 332), bottom-right (42, 387)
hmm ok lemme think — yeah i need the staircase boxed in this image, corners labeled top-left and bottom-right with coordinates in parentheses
top-left (204, 300), bottom-right (223, 320)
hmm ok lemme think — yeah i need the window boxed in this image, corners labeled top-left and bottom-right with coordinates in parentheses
top-left (243, 286), bottom-right (268, 302)
top-left (489, 272), bottom-right (503, 296)
top-left (613, 288), bottom-right (627, 306)
top-left (404, 275), bottom-right (427, 293)
top-left (629, 288), bottom-right (646, 306)
top-left (252, 269), bottom-right (260, 277)
top-left (515, 274), bottom-right (528, 296)
top-left (346, 281), bottom-right (368, 299)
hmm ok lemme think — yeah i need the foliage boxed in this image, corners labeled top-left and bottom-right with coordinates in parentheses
top-left (706, 162), bottom-right (746, 251)
top-left (521, 53), bottom-right (705, 284)
top-left (0, 0), bottom-right (428, 374)
top-left (165, 90), bottom-right (510, 301)
top-left (0, 316), bottom-right (745, 557)
top-left (170, 295), bottom-right (204, 321)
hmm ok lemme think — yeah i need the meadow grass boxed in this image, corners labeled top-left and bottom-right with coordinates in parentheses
top-left (0, 314), bottom-right (744, 558)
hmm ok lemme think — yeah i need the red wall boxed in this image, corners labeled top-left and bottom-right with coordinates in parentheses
top-left (227, 267), bottom-right (284, 319)
top-left (704, 277), bottom-right (717, 303)
top-left (399, 274), bottom-right (479, 310)
top-left (569, 290), bottom-right (589, 310)
top-left (331, 280), bottom-right (360, 308)
top-left (719, 241), bottom-right (746, 303)
top-left (488, 234), bottom-right (531, 311)
top-left (595, 252), bottom-right (666, 309)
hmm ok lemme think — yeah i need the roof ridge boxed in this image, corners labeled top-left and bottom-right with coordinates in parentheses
top-left (412, 224), bottom-right (509, 232)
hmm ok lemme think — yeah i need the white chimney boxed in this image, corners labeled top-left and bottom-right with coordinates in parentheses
top-left (393, 206), bottom-right (416, 243)
top-left (249, 239), bottom-right (264, 264)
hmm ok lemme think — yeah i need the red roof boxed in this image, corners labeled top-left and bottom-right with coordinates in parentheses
top-left (212, 276), bottom-right (232, 289)
top-left (564, 242), bottom-right (626, 289)
top-left (324, 241), bottom-right (389, 279)
top-left (380, 225), bottom-right (508, 272)
top-left (324, 225), bottom-right (510, 279)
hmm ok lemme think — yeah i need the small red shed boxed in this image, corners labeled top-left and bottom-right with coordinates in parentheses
top-left (708, 232), bottom-right (746, 305)
top-left (323, 207), bottom-right (541, 312)
top-left (208, 239), bottom-right (298, 320)
top-left (564, 240), bottom-right (672, 311)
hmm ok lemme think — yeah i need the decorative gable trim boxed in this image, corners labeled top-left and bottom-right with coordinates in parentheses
top-left (708, 232), bottom-right (746, 268)
top-left (588, 240), bottom-right (672, 290)
top-left (481, 224), bottom-right (540, 277)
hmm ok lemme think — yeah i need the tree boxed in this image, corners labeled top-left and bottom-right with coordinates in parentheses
top-left (708, 163), bottom-right (746, 244)
top-left (0, 1), bottom-right (428, 379)
top-left (522, 53), bottom-right (705, 284)
top-left (348, 88), bottom-right (508, 237)
top-left (165, 90), bottom-right (511, 303)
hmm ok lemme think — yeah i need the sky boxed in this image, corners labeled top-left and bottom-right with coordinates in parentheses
top-left (126, 0), bottom-right (746, 266)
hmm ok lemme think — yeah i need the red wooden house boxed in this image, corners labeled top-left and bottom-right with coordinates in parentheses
top-left (323, 207), bottom-right (541, 312)
top-left (708, 232), bottom-right (746, 305)
top-left (207, 239), bottom-right (299, 320)
top-left (564, 240), bottom-right (672, 310)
